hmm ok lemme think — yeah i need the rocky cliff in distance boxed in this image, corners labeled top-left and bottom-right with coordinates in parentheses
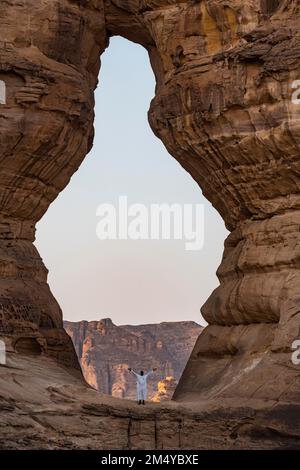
top-left (64, 318), bottom-right (203, 400)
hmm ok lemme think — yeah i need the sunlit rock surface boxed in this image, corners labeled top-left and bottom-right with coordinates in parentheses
top-left (152, 376), bottom-right (178, 402)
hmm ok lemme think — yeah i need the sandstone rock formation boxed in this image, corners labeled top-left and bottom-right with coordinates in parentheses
top-left (0, 0), bottom-right (300, 448)
top-left (1, 352), bottom-right (300, 450)
top-left (64, 318), bottom-right (202, 400)
top-left (152, 376), bottom-right (178, 402)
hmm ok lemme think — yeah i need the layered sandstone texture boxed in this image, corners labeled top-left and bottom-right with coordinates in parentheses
top-left (1, 352), bottom-right (300, 450)
top-left (0, 0), bottom-right (300, 448)
top-left (64, 318), bottom-right (201, 400)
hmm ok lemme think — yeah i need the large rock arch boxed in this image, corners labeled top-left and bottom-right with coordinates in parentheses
top-left (0, 0), bottom-right (300, 419)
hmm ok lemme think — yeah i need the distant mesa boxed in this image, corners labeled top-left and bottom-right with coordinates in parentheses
top-left (64, 318), bottom-right (203, 401)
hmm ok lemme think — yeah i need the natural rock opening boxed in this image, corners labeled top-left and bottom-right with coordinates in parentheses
top-left (36, 36), bottom-right (221, 326)
top-left (0, 0), bottom-right (299, 410)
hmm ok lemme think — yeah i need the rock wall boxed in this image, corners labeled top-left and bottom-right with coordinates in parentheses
top-left (0, 0), bottom-right (107, 368)
top-left (0, 0), bottom-right (300, 413)
top-left (64, 318), bottom-right (202, 400)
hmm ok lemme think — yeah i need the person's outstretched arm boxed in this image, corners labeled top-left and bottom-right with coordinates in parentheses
top-left (128, 367), bottom-right (139, 377)
top-left (145, 367), bottom-right (157, 378)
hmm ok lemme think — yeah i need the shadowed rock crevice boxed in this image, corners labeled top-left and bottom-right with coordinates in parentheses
top-left (14, 337), bottom-right (42, 356)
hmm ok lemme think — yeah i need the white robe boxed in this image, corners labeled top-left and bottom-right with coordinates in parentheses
top-left (131, 370), bottom-right (153, 401)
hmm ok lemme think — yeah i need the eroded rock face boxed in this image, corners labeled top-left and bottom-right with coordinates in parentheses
top-left (64, 318), bottom-right (202, 399)
top-left (0, 0), bottom-right (107, 368)
top-left (2, 353), bottom-right (300, 450)
top-left (0, 0), bottom-right (300, 416)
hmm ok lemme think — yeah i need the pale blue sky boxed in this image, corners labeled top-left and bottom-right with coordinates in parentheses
top-left (35, 37), bottom-right (228, 326)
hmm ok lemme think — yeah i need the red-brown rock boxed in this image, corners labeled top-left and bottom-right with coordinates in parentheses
top-left (64, 318), bottom-right (202, 399)
top-left (0, 0), bottom-right (300, 448)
